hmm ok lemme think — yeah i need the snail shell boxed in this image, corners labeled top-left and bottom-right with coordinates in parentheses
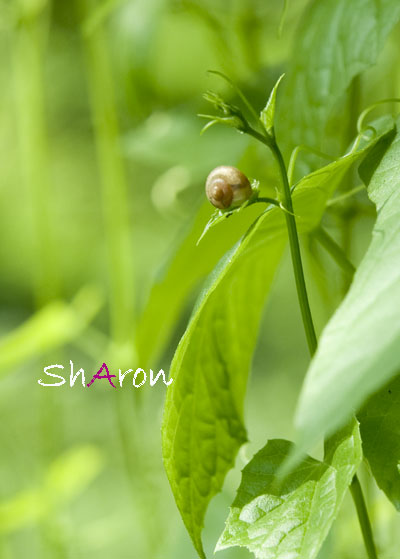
top-left (205, 166), bottom-right (252, 210)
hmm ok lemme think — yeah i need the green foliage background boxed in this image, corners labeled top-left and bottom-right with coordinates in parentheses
top-left (1, 0), bottom-right (400, 558)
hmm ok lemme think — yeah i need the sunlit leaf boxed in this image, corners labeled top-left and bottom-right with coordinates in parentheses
top-left (260, 73), bottom-right (285, 136)
top-left (295, 121), bottom-right (400, 456)
top-left (216, 420), bottom-right (361, 559)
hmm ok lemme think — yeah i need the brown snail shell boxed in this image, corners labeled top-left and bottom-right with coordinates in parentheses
top-left (205, 166), bottom-right (252, 210)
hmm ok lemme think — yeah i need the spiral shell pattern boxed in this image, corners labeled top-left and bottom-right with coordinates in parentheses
top-left (205, 166), bottom-right (252, 209)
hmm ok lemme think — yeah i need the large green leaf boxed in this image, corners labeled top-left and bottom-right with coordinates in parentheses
top-left (279, 0), bottom-right (400, 153)
top-left (358, 374), bottom-right (400, 511)
top-left (162, 132), bottom-right (384, 558)
top-left (136, 201), bottom-right (261, 367)
top-left (216, 420), bottom-right (361, 559)
top-left (295, 122), bottom-right (400, 456)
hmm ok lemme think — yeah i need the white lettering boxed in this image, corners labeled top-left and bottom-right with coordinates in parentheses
top-left (38, 364), bottom-right (66, 387)
top-left (133, 368), bottom-right (146, 388)
top-left (150, 369), bottom-right (173, 386)
top-left (119, 368), bottom-right (133, 387)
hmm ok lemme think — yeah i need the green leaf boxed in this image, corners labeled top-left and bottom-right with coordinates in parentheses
top-left (216, 420), bottom-right (362, 559)
top-left (260, 73), bottom-right (285, 136)
top-left (279, 0), bottom-right (400, 153)
top-left (358, 374), bottom-right (400, 511)
top-left (0, 285), bottom-right (102, 377)
top-left (136, 201), bottom-right (262, 367)
top-left (197, 182), bottom-right (262, 245)
top-left (0, 445), bottom-right (103, 534)
top-left (162, 129), bottom-right (386, 558)
top-left (295, 122), bottom-right (400, 457)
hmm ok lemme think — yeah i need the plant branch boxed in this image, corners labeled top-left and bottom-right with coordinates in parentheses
top-left (248, 127), bottom-right (317, 355)
top-left (313, 227), bottom-right (355, 281)
top-left (79, 0), bottom-right (135, 355)
top-left (13, 12), bottom-right (59, 306)
top-left (327, 184), bottom-right (366, 206)
top-left (350, 476), bottom-right (379, 559)
top-left (249, 125), bottom-right (379, 559)
top-left (288, 145), bottom-right (335, 188)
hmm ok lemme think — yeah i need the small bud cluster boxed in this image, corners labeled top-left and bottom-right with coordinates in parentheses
top-left (199, 91), bottom-right (250, 134)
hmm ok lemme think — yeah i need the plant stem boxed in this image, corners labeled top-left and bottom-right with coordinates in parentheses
top-left (269, 140), bottom-right (317, 355)
top-left (351, 476), bottom-right (379, 559)
top-left (79, 0), bottom-right (135, 354)
top-left (249, 126), bottom-right (378, 559)
top-left (250, 128), bottom-right (318, 355)
top-left (327, 184), bottom-right (365, 207)
top-left (314, 227), bottom-right (356, 281)
top-left (12, 10), bottom-right (60, 306)
top-left (248, 127), bottom-right (317, 355)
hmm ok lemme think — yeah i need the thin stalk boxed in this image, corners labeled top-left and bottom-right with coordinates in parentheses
top-left (288, 144), bottom-right (335, 187)
top-left (79, 0), bottom-right (135, 354)
top-left (257, 197), bottom-right (280, 207)
top-left (271, 142), bottom-right (317, 355)
top-left (314, 227), bottom-right (355, 281)
top-left (77, 0), bottom-right (141, 531)
top-left (327, 184), bottom-right (365, 207)
top-left (13, 11), bottom-right (59, 306)
top-left (249, 128), bottom-right (317, 355)
top-left (77, 4), bottom-right (162, 555)
top-left (13, 12), bottom-right (67, 558)
top-left (350, 476), bottom-right (379, 559)
top-left (249, 126), bottom-right (378, 558)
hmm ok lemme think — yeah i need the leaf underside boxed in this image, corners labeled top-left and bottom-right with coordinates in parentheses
top-left (296, 120), bottom-right (400, 456)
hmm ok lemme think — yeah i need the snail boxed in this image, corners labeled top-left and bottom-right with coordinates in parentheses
top-left (205, 166), bottom-right (252, 210)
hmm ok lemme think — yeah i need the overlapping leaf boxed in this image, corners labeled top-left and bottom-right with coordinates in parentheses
top-left (216, 420), bottom-right (361, 559)
top-left (359, 374), bottom-right (400, 511)
top-left (161, 129), bottom-right (387, 558)
top-left (136, 201), bottom-right (261, 366)
top-left (279, 0), bottom-right (400, 153)
top-left (296, 121), bottom-right (400, 456)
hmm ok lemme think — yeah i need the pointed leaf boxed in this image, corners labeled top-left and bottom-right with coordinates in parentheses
top-left (260, 74), bottom-right (285, 136)
top-left (217, 420), bottom-right (362, 559)
top-left (136, 201), bottom-right (260, 367)
top-left (295, 121), bottom-right (400, 454)
top-left (279, 0), bottom-right (400, 154)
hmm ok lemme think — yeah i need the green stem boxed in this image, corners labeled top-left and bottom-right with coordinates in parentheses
top-left (288, 145), bottom-right (335, 188)
top-left (314, 227), bottom-right (355, 280)
top-left (257, 197), bottom-right (280, 207)
top-left (327, 184), bottom-right (365, 207)
top-left (249, 126), bottom-right (378, 558)
top-left (249, 128), bottom-right (317, 355)
top-left (77, 0), bottom-right (143, 541)
top-left (351, 476), bottom-right (379, 559)
top-left (78, 0), bottom-right (135, 357)
top-left (12, 11), bottom-right (59, 306)
top-left (271, 141), bottom-right (317, 355)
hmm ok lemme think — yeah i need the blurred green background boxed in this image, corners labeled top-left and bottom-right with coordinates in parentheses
top-left (1, 0), bottom-right (400, 557)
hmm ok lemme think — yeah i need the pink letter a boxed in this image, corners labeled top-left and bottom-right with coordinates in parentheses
top-left (87, 362), bottom-right (117, 388)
